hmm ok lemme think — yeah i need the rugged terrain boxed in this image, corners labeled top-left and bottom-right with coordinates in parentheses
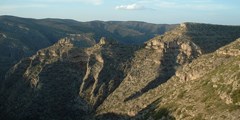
top-left (132, 38), bottom-right (240, 120)
top-left (0, 15), bottom-right (176, 82)
top-left (0, 17), bottom-right (240, 120)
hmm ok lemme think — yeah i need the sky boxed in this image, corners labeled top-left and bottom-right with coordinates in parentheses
top-left (0, 0), bottom-right (240, 25)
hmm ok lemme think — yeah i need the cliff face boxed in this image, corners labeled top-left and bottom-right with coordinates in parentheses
top-left (1, 23), bottom-right (240, 120)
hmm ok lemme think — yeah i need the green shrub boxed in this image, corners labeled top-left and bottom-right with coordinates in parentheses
top-left (231, 89), bottom-right (240, 104)
top-left (153, 107), bottom-right (175, 120)
top-left (177, 90), bottom-right (187, 99)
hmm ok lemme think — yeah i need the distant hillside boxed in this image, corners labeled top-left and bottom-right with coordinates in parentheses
top-left (1, 22), bottom-right (240, 120)
top-left (0, 15), bottom-right (176, 82)
top-left (180, 22), bottom-right (240, 53)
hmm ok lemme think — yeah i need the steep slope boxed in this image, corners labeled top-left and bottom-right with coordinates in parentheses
top-left (97, 26), bottom-right (202, 116)
top-left (137, 38), bottom-right (240, 120)
top-left (0, 37), bottom-right (138, 120)
top-left (0, 15), bottom-right (176, 82)
top-left (0, 32), bottom-right (201, 119)
top-left (0, 16), bottom-right (95, 82)
top-left (96, 23), bottom-right (240, 117)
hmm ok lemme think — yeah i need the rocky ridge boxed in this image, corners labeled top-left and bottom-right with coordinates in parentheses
top-left (0, 15), bottom-right (176, 84)
top-left (0, 36), bottom-right (138, 119)
top-left (96, 23), bottom-right (240, 116)
top-left (1, 22), bottom-right (240, 120)
top-left (139, 38), bottom-right (240, 120)
top-left (97, 24), bottom-right (203, 117)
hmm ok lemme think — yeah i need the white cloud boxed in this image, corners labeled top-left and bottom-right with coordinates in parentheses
top-left (115, 4), bottom-right (145, 10)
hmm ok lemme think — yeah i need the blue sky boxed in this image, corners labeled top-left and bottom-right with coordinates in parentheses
top-left (0, 0), bottom-right (239, 25)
